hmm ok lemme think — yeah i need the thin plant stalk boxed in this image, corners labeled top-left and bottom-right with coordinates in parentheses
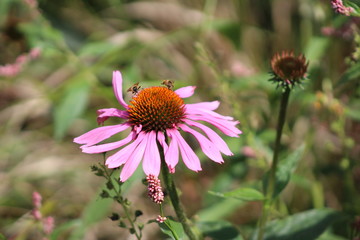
top-left (257, 88), bottom-right (291, 240)
top-left (99, 159), bottom-right (142, 240)
top-left (161, 203), bottom-right (180, 240)
top-left (157, 140), bottom-right (201, 240)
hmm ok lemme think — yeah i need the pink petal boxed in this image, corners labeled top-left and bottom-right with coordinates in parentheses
top-left (106, 132), bottom-right (144, 168)
top-left (183, 119), bottom-right (233, 155)
top-left (97, 108), bottom-right (129, 125)
top-left (175, 86), bottom-right (196, 98)
top-left (186, 114), bottom-right (241, 137)
top-left (142, 131), bottom-right (161, 177)
top-left (186, 105), bottom-right (234, 121)
top-left (81, 131), bottom-right (135, 154)
top-left (112, 71), bottom-right (128, 108)
top-left (179, 124), bottom-right (224, 163)
top-left (185, 101), bottom-right (220, 111)
top-left (74, 124), bottom-right (130, 146)
top-left (119, 136), bottom-right (147, 181)
top-left (164, 130), bottom-right (180, 169)
top-left (157, 131), bottom-right (168, 153)
top-left (167, 129), bottom-right (202, 171)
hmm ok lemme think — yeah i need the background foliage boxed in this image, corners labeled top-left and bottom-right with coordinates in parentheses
top-left (0, 0), bottom-right (359, 239)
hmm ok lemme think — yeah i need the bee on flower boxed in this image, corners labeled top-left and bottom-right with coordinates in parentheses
top-left (74, 71), bottom-right (241, 181)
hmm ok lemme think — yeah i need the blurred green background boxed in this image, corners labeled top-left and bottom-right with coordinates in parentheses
top-left (0, 0), bottom-right (359, 239)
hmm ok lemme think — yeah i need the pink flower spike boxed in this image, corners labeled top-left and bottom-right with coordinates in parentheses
top-left (74, 70), bottom-right (241, 181)
top-left (146, 174), bottom-right (164, 204)
top-left (43, 217), bottom-right (55, 235)
top-left (175, 86), bottom-right (196, 98)
top-left (29, 47), bottom-right (41, 59)
top-left (112, 71), bottom-right (128, 108)
top-left (32, 192), bottom-right (42, 209)
top-left (331, 0), bottom-right (354, 16)
top-left (32, 209), bottom-right (42, 220)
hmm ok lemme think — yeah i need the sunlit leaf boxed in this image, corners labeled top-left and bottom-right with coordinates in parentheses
top-left (198, 220), bottom-right (243, 240)
top-left (211, 187), bottom-right (264, 201)
top-left (336, 62), bottom-right (360, 87)
top-left (54, 76), bottom-right (91, 140)
top-left (158, 217), bottom-right (184, 240)
top-left (198, 198), bottom-right (245, 221)
top-left (251, 208), bottom-right (340, 240)
top-left (263, 144), bottom-right (305, 198)
top-left (68, 194), bottom-right (112, 240)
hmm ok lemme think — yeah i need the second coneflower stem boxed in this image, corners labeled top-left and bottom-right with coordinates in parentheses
top-left (257, 87), bottom-right (291, 240)
top-left (157, 142), bottom-right (201, 240)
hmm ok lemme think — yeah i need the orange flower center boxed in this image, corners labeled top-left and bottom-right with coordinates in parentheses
top-left (128, 86), bottom-right (185, 132)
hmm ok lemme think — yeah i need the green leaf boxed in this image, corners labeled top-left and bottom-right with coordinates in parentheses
top-left (264, 144), bottom-right (305, 198)
top-left (251, 208), bottom-right (340, 240)
top-left (317, 231), bottom-right (347, 240)
top-left (68, 194), bottom-right (112, 240)
top-left (53, 77), bottom-right (91, 140)
top-left (345, 107), bottom-right (360, 121)
top-left (223, 188), bottom-right (264, 201)
top-left (336, 62), bottom-right (360, 87)
top-left (198, 220), bottom-right (243, 240)
top-left (304, 37), bottom-right (330, 64)
top-left (209, 188), bottom-right (264, 201)
top-left (198, 198), bottom-right (245, 221)
top-left (158, 217), bottom-right (184, 240)
top-left (50, 220), bottom-right (81, 240)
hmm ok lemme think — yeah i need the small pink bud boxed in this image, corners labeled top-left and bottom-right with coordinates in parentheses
top-left (32, 209), bottom-right (42, 220)
top-left (32, 192), bottom-right (42, 209)
top-left (29, 47), bottom-right (41, 59)
top-left (43, 216), bottom-right (55, 235)
top-left (331, 0), bottom-right (354, 16)
top-left (242, 146), bottom-right (257, 158)
top-left (156, 215), bottom-right (167, 223)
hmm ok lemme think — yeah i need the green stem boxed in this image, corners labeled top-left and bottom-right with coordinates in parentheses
top-left (157, 141), bottom-right (201, 240)
top-left (162, 203), bottom-right (180, 240)
top-left (99, 162), bottom-right (142, 240)
top-left (257, 88), bottom-right (291, 240)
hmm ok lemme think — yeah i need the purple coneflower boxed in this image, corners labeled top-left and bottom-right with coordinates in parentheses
top-left (74, 71), bottom-right (241, 181)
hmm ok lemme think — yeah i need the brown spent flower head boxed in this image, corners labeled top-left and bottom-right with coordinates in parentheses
top-left (270, 51), bottom-right (308, 90)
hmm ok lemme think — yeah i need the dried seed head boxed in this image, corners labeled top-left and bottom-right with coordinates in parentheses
top-left (270, 50), bottom-right (308, 90)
